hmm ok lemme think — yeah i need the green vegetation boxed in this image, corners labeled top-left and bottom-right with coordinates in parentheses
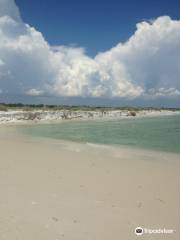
top-left (128, 111), bottom-right (136, 117)
top-left (0, 103), bottom-right (179, 112)
top-left (0, 104), bottom-right (8, 111)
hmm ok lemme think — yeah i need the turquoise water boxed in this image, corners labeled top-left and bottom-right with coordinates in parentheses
top-left (20, 115), bottom-right (180, 154)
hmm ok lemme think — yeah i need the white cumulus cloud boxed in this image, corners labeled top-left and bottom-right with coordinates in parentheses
top-left (25, 88), bottom-right (44, 96)
top-left (0, 0), bottom-right (180, 101)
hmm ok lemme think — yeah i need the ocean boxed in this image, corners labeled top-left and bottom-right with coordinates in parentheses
top-left (19, 114), bottom-right (180, 154)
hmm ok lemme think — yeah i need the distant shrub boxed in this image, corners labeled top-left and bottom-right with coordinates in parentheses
top-left (24, 112), bottom-right (41, 120)
top-left (0, 105), bottom-right (8, 111)
top-left (88, 112), bottom-right (94, 117)
top-left (129, 111), bottom-right (136, 117)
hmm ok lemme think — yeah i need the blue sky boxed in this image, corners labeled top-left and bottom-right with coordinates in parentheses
top-left (16, 0), bottom-right (180, 56)
top-left (0, 0), bottom-right (180, 106)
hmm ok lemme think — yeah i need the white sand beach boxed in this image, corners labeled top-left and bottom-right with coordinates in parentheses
top-left (0, 0), bottom-right (180, 239)
top-left (0, 131), bottom-right (180, 239)
top-left (0, 109), bottom-right (180, 124)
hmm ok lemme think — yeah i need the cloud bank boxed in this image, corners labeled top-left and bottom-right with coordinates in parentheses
top-left (0, 0), bottom-right (180, 101)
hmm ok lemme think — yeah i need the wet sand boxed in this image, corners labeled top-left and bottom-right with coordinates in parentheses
top-left (0, 131), bottom-right (180, 239)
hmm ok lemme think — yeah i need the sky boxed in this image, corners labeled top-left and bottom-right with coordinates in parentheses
top-left (0, 0), bottom-right (180, 106)
top-left (15, 0), bottom-right (180, 56)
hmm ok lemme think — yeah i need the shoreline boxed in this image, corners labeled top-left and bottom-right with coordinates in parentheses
top-left (3, 127), bottom-right (180, 160)
top-left (1, 122), bottom-right (180, 159)
top-left (1, 113), bottom-right (180, 155)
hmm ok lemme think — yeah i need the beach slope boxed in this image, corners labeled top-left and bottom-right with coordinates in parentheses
top-left (0, 136), bottom-right (180, 239)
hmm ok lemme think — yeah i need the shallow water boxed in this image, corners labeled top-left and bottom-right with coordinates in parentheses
top-left (17, 115), bottom-right (180, 154)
